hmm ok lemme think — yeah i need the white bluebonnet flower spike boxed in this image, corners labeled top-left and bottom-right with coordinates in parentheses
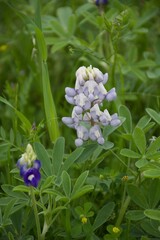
top-left (62, 66), bottom-right (120, 146)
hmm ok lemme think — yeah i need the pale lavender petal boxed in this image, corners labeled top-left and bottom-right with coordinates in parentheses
top-left (75, 138), bottom-right (83, 147)
top-left (65, 87), bottom-right (76, 97)
top-left (62, 117), bottom-right (74, 125)
top-left (65, 95), bottom-right (75, 105)
top-left (106, 88), bottom-right (117, 101)
top-left (97, 137), bottom-right (105, 145)
top-left (110, 119), bottom-right (121, 126)
top-left (74, 106), bottom-right (83, 115)
top-left (103, 73), bottom-right (108, 84)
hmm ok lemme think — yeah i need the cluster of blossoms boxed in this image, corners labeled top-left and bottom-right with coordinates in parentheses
top-left (17, 144), bottom-right (41, 188)
top-left (62, 66), bottom-right (121, 147)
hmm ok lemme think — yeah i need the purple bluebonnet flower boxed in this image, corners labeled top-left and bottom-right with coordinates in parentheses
top-left (17, 144), bottom-right (41, 188)
top-left (23, 167), bottom-right (41, 188)
top-left (62, 66), bottom-right (120, 146)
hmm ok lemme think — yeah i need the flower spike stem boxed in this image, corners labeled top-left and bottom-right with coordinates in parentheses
top-left (30, 186), bottom-right (42, 240)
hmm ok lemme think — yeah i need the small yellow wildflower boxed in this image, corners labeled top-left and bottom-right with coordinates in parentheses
top-left (122, 175), bottom-right (128, 182)
top-left (99, 174), bottom-right (104, 180)
top-left (81, 216), bottom-right (87, 224)
top-left (0, 44), bottom-right (8, 52)
top-left (112, 226), bottom-right (120, 233)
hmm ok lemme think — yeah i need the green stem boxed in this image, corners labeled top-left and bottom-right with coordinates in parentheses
top-left (65, 207), bottom-right (71, 238)
top-left (30, 187), bottom-right (41, 240)
top-left (115, 195), bottom-right (131, 227)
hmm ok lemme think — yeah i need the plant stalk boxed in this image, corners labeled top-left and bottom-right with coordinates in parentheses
top-left (30, 187), bottom-right (42, 240)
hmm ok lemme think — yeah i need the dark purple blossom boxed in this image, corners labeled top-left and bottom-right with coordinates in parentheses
top-left (23, 167), bottom-right (41, 188)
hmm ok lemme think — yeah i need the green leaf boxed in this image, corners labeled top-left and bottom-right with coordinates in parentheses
top-left (135, 159), bottom-right (149, 169)
top-left (52, 137), bottom-right (65, 175)
top-left (72, 171), bottom-right (89, 196)
top-left (136, 115), bottom-right (151, 129)
top-left (71, 185), bottom-right (94, 201)
top-left (0, 97), bottom-right (32, 133)
top-left (40, 176), bottom-right (55, 191)
top-left (13, 185), bottom-right (30, 193)
top-left (34, 142), bottom-right (52, 176)
top-left (0, 126), bottom-right (6, 139)
top-left (3, 199), bottom-right (17, 221)
top-left (126, 210), bottom-right (145, 221)
top-left (51, 41), bottom-right (68, 54)
top-left (144, 209), bottom-right (160, 221)
top-left (93, 202), bottom-right (115, 231)
top-left (146, 108), bottom-right (160, 125)
top-left (77, 143), bottom-right (97, 163)
top-left (119, 105), bottom-right (132, 133)
top-left (148, 179), bottom-right (160, 208)
top-left (62, 147), bottom-right (84, 172)
top-left (133, 127), bottom-right (146, 154)
top-left (136, 59), bottom-right (156, 68)
top-left (141, 219), bottom-right (160, 238)
top-left (120, 148), bottom-right (141, 158)
top-left (9, 129), bottom-right (14, 144)
top-left (41, 62), bottom-right (60, 141)
top-left (35, 27), bottom-right (47, 61)
top-left (146, 136), bottom-right (160, 154)
top-left (68, 15), bottom-right (76, 36)
top-left (127, 184), bottom-right (149, 209)
top-left (143, 169), bottom-right (160, 178)
top-left (1, 185), bottom-right (28, 200)
top-left (57, 7), bottom-right (72, 31)
top-left (62, 171), bottom-right (71, 198)
top-left (101, 141), bottom-right (114, 150)
top-left (136, 8), bottom-right (158, 28)
top-left (133, 67), bottom-right (146, 82)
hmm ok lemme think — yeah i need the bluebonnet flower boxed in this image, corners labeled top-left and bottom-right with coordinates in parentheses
top-left (62, 66), bottom-right (121, 147)
top-left (17, 144), bottom-right (41, 188)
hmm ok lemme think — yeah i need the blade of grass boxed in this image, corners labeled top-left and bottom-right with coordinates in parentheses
top-left (34, 0), bottom-right (60, 141)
